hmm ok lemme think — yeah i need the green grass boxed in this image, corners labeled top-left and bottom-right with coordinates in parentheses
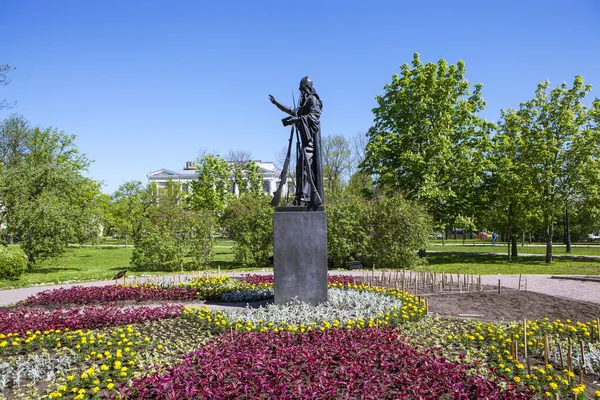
top-left (3, 241), bottom-right (599, 290)
top-left (418, 252), bottom-right (600, 275)
top-left (430, 243), bottom-right (600, 256)
top-left (0, 244), bottom-right (253, 290)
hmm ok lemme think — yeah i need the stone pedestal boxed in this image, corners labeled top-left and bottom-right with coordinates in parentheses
top-left (273, 206), bottom-right (327, 305)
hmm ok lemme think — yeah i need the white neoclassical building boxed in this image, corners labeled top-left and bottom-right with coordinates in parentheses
top-left (147, 160), bottom-right (291, 197)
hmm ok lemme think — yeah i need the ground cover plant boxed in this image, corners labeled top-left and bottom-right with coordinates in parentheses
top-left (1, 275), bottom-right (599, 399)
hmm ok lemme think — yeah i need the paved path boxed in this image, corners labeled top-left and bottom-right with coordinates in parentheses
top-left (0, 271), bottom-right (598, 307)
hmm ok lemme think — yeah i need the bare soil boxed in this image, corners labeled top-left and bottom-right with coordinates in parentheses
top-left (423, 287), bottom-right (600, 322)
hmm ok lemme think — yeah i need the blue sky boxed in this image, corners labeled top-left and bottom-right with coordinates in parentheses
top-left (2, 0), bottom-right (599, 195)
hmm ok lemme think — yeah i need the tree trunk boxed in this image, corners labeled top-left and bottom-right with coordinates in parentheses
top-left (545, 222), bottom-right (553, 263)
top-left (511, 232), bottom-right (518, 257)
top-left (528, 232), bottom-right (532, 244)
top-left (564, 207), bottom-right (572, 253)
top-left (507, 237), bottom-right (511, 262)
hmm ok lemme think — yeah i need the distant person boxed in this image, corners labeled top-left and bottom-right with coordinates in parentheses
top-left (492, 232), bottom-right (497, 246)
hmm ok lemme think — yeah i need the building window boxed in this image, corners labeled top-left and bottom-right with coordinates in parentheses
top-left (263, 180), bottom-right (271, 194)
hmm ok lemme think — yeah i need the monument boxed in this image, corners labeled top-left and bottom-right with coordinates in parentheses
top-left (269, 76), bottom-right (328, 305)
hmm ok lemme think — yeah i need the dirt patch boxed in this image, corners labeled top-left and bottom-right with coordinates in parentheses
top-left (424, 288), bottom-right (600, 322)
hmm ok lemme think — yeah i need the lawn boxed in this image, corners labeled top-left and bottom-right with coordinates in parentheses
top-left (0, 241), bottom-right (243, 289)
top-left (431, 242), bottom-right (600, 256)
top-left (3, 240), bottom-right (600, 290)
top-left (421, 251), bottom-right (600, 275)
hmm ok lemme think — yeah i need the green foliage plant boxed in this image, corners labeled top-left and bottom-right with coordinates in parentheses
top-left (0, 246), bottom-right (27, 280)
top-left (362, 53), bottom-right (493, 234)
top-left (187, 154), bottom-right (232, 213)
top-left (363, 193), bottom-right (432, 269)
top-left (221, 193), bottom-right (273, 268)
top-left (325, 192), bottom-right (368, 268)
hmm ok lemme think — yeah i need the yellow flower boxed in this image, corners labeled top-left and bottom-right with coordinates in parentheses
top-left (107, 383), bottom-right (115, 390)
top-left (549, 382), bottom-right (558, 390)
top-left (513, 376), bottom-right (521, 383)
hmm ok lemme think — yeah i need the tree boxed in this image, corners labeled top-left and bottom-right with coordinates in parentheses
top-left (362, 53), bottom-right (493, 229)
top-left (0, 64), bottom-right (16, 110)
top-left (187, 154), bottom-right (232, 213)
top-left (347, 130), bottom-right (374, 198)
top-left (235, 160), bottom-right (263, 197)
top-left (0, 120), bottom-right (100, 265)
top-left (111, 180), bottom-right (157, 247)
top-left (227, 149), bottom-right (251, 195)
top-left (321, 134), bottom-right (352, 197)
top-left (0, 114), bottom-right (29, 169)
top-left (498, 77), bottom-right (599, 263)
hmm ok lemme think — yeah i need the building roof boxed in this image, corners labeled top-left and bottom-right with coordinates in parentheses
top-left (147, 161), bottom-right (281, 181)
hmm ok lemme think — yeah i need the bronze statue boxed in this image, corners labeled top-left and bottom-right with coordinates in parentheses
top-left (269, 76), bottom-right (324, 208)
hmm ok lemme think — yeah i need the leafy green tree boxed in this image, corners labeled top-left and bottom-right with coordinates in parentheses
top-left (322, 134), bottom-right (352, 197)
top-left (187, 154), bottom-right (232, 212)
top-left (111, 180), bottom-right (157, 247)
top-left (235, 160), bottom-right (263, 196)
top-left (0, 114), bottom-right (29, 169)
top-left (0, 121), bottom-right (99, 265)
top-left (221, 193), bottom-right (273, 268)
top-left (496, 77), bottom-right (599, 263)
top-left (362, 53), bottom-right (493, 229)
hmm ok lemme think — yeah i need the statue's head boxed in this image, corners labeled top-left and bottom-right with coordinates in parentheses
top-left (299, 76), bottom-right (313, 92)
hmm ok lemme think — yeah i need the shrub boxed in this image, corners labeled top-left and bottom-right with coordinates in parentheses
top-left (0, 246), bottom-right (27, 280)
top-left (326, 192), bottom-right (432, 269)
top-left (131, 219), bottom-right (181, 271)
top-left (131, 210), bottom-right (216, 271)
top-left (325, 193), bottom-right (368, 268)
top-left (221, 194), bottom-right (273, 268)
top-left (363, 193), bottom-right (432, 268)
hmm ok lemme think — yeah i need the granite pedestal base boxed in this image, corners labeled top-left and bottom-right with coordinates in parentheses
top-left (273, 206), bottom-right (327, 305)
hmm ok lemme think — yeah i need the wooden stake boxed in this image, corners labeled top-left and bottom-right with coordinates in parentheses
top-left (544, 334), bottom-right (550, 366)
top-left (579, 340), bottom-right (585, 373)
top-left (597, 318), bottom-right (600, 343)
top-left (518, 274), bottom-right (522, 290)
top-left (523, 319), bottom-right (528, 359)
top-left (498, 279), bottom-right (501, 294)
top-left (557, 340), bottom-right (564, 369)
top-left (567, 338), bottom-right (573, 373)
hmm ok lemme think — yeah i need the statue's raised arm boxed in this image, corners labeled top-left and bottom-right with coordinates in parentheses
top-left (268, 94), bottom-right (296, 116)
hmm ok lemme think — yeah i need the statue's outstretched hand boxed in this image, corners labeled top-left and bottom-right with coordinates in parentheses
top-left (268, 95), bottom-right (276, 104)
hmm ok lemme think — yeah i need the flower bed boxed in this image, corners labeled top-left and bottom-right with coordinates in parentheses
top-left (0, 304), bottom-right (183, 336)
top-left (122, 327), bottom-right (530, 399)
top-left (3, 274), bottom-right (599, 399)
